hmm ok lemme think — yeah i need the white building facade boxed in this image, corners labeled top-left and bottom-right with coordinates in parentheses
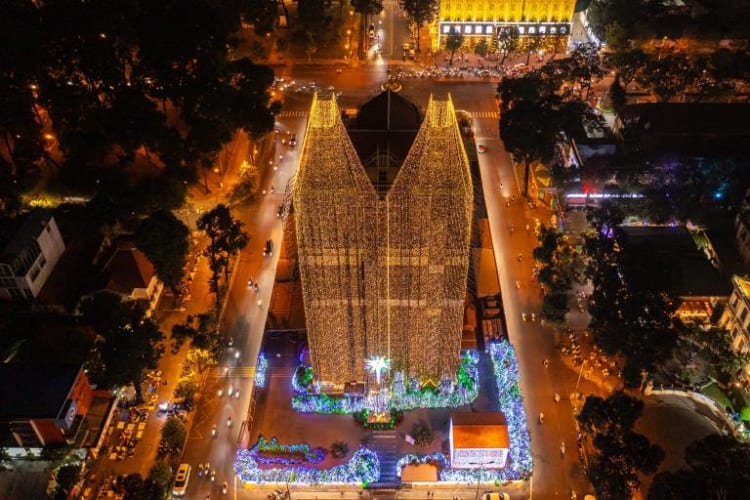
top-left (0, 213), bottom-right (65, 301)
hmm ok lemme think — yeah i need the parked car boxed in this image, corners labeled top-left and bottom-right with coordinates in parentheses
top-left (289, 133), bottom-right (297, 147)
top-left (368, 23), bottom-right (376, 39)
top-left (263, 239), bottom-right (273, 256)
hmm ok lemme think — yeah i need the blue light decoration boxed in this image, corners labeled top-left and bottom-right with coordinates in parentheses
top-left (439, 341), bottom-right (532, 482)
top-left (255, 353), bottom-right (269, 389)
top-left (234, 446), bottom-right (380, 485)
top-left (395, 453), bottom-right (448, 477)
top-left (291, 351), bottom-right (480, 413)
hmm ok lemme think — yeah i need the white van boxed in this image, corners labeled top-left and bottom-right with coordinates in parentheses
top-left (172, 463), bottom-right (191, 497)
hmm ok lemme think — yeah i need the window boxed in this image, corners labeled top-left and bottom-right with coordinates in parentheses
top-left (740, 306), bottom-right (748, 325)
top-left (38, 253), bottom-right (46, 269)
top-left (29, 265), bottom-right (41, 282)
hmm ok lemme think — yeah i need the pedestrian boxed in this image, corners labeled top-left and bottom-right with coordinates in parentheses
top-left (560, 441), bottom-right (566, 455)
top-left (538, 412), bottom-right (544, 424)
top-left (554, 392), bottom-right (560, 403)
top-left (543, 359), bottom-right (549, 368)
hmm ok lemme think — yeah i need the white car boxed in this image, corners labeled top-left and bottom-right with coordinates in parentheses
top-left (172, 464), bottom-right (191, 496)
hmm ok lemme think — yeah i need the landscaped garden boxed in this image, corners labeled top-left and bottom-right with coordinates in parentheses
top-left (234, 341), bottom-right (533, 485)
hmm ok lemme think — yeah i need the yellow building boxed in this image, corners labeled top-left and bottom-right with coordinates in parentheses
top-left (436, 0), bottom-right (576, 49)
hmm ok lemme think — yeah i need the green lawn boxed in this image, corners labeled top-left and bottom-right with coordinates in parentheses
top-left (702, 381), bottom-right (733, 410)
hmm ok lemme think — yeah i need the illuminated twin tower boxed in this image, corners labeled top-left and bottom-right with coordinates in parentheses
top-left (293, 92), bottom-right (473, 388)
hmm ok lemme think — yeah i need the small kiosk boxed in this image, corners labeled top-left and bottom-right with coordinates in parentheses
top-left (449, 412), bottom-right (509, 469)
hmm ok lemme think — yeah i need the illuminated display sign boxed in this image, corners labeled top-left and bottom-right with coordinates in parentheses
top-left (452, 448), bottom-right (508, 469)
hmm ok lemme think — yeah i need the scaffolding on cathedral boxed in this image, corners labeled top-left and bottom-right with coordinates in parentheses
top-left (293, 91), bottom-right (473, 389)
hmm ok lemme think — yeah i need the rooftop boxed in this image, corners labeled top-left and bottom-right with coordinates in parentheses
top-left (450, 412), bottom-right (509, 449)
top-left (618, 226), bottom-right (731, 298)
top-left (618, 103), bottom-right (750, 156)
top-left (0, 363), bottom-right (82, 419)
top-left (95, 237), bottom-right (155, 295)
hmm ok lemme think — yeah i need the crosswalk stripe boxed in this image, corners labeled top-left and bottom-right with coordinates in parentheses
top-left (276, 110), bottom-right (308, 118)
top-left (471, 111), bottom-right (499, 119)
top-left (207, 366), bottom-right (257, 378)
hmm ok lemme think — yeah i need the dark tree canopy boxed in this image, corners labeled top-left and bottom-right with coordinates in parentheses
top-left (578, 391), bottom-right (664, 498)
top-left (399, 0), bottom-right (438, 50)
top-left (197, 204), bottom-right (249, 308)
top-left (0, 0), bottom-right (278, 200)
top-left (135, 210), bottom-right (190, 290)
top-left (80, 292), bottom-right (164, 388)
top-left (649, 434), bottom-right (750, 499)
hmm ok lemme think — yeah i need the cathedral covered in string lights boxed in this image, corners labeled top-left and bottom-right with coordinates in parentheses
top-left (293, 91), bottom-right (472, 389)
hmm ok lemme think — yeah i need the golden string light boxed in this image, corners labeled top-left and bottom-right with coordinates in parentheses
top-left (293, 92), bottom-right (473, 389)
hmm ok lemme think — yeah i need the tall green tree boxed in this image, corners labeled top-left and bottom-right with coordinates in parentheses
top-left (499, 95), bottom-right (559, 197)
top-left (497, 27), bottom-right (519, 65)
top-left (135, 210), bottom-right (190, 290)
top-left (579, 391), bottom-right (664, 499)
top-left (609, 75), bottom-right (627, 108)
top-left (399, 0), bottom-right (438, 51)
top-left (171, 313), bottom-right (217, 353)
top-left (147, 461), bottom-right (173, 494)
top-left (649, 434), bottom-right (750, 499)
top-left (54, 465), bottom-right (81, 500)
top-left (445, 28), bottom-right (464, 66)
top-left (603, 50), bottom-right (648, 92)
top-left (160, 416), bottom-right (187, 454)
top-left (80, 292), bottom-right (165, 388)
top-left (351, 0), bottom-right (384, 57)
top-left (604, 20), bottom-right (629, 51)
top-left (197, 204), bottom-right (250, 310)
top-left (242, 0), bottom-right (279, 35)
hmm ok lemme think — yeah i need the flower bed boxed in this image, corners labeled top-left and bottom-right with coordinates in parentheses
top-left (235, 447), bottom-right (380, 485)
top-left (248, 436), bottom-right (326, 465)
top-left (396, 453), bottom-right (448, 478)
top-left (441, 341), bottom-right (533, 482)
top-left (353, 409), bottom-right (404, 429)
top-left (291, 351), bottom-right (480, 414)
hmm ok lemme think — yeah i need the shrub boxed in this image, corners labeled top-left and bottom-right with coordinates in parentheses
top-left (411, 420), bottom-right (434, 447)
top-left (330, 441), bottom-right (350, 459)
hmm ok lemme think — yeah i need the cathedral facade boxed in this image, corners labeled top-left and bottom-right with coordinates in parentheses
top-left (293, 92), bottom-right (473, 388)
